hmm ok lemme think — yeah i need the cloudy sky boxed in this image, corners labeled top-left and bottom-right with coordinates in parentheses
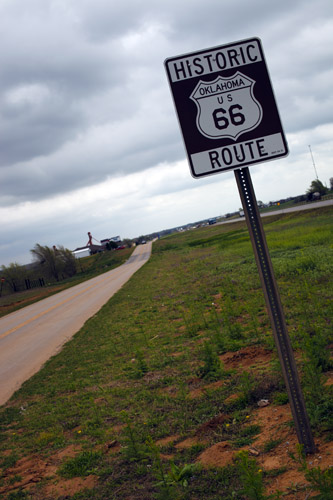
top-left (1, 0), bottom-right (332, 266)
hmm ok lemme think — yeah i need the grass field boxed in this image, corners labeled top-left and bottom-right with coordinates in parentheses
top-left (0, 207), bottom-right (332, 499)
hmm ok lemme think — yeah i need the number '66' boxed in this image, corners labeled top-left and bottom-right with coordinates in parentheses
top-left (213, 104), bottom-right (245, 130)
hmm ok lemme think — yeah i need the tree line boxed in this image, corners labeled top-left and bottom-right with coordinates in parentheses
top-left (1, 244), bottom-right (77, 296)
top-left (1, 177), bottom-right (332, 297)
top-left (306, 178), bottom-right (332, 199)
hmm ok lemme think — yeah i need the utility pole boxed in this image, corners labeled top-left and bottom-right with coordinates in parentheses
top-left (308, 145), bottom-right (318, 179)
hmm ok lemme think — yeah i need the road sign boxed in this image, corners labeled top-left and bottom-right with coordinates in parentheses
top-left (165, 37), bottom-right (288, 178)
top-left (165, 38), bottom-right (315, 454)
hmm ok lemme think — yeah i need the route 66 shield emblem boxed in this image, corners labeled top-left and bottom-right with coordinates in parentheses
top-left (190, 72), bottom-right (263, 141)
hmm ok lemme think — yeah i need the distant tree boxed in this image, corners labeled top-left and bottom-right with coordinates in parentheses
top-left (30, 244), bottom-right (77, 281)
top-left (56, 245), bottom-right (77, 277)
top-left (330, 177), bottom-right (333, 190)
top-left (0, 263), bottom-right (28, 292)
top-left (31, 244), bottom-right (60, 281)
top-left (306, 179), bottom-right (328, 196)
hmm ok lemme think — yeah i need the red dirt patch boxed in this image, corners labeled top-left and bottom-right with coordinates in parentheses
top-left (54, 444), bottom-right (81, 460)
top-left (0, 445), bottom-right (99, 498)
top-left (155, 435), bottom-right (180, 447)
top-left (219, 345), bottom-right (272, 371)
top-left (0, 454), bottom-right (58, 495)
top-left (170, 350), bottom-right (183, 357)
top-left (44, 475), bottom-right (97, 498)
top-left (158, 384), bottom-right (178, 397)
top-left (197, 441), bottom-right (235, 468)
top-left (224, 392), bottom-right (241, 404)
top-left (195, 402), bottom-right (333, 498)
top-left (195, 413), bottom-right (230, 437)
top-left (158, 378), bottom-right (225, 400)
top-left (188, 380), bottom-right (224, 399)
top-left (175, 437), bottom-right (204, 449)
top-left (113, 423), bottom-right (126, 433)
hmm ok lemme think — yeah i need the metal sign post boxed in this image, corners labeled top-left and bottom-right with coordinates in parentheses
top-left (235, 167), bottom-right (315, 454)
top-left (165, 37), bottom-right (316, 453)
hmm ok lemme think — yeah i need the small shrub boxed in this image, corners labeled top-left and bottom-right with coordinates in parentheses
top-left (234, 450), bottom-right (266, 499)
top-left (197, 341), bottom-right (224, 381)
top-left (121, 413), bottom-right (150, 463)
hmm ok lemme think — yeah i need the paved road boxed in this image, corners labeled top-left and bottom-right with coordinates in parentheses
top-left (217, 198), bottom-right (333, 225)
top-left (261, 198), bottom-right (333, 217)
top-left (0, 242), bottom-right (152, 405)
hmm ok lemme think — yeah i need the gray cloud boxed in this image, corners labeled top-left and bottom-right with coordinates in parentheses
top-left (1, 0), bottom-right (332, 265)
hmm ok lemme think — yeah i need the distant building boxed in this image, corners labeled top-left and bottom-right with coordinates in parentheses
top-left (72, 247), bottom-right (91, 259)
top-left (72, 243), bottom-right (103, 258)
top-left (100, 236), bottom-right (121, 247)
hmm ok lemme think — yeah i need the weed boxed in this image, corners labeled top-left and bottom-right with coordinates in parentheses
top-left (232, 436), bottom-right (256, 448)
top-left (273, 391), bottom-right (289, 405)
top-left (289, 445), bottom-right (333, 499)
top-left (262, 437), bottom-right (283, 453)
top-left (8, 474), bottom-right (22, 485)
top-left (303, 329), bottom-right (331, 373)
top-left (178, 443), bottom-right (206, 461)
top-left (121, 412), bottom-right (149, 463)
top-left (211, 328), bottom-right (228, 354)
top-left (234, 450), bottom-right (266, 499)
top-left (1, 452), bottom-right (18, 469)
top-left (147, 437), bottom-right (175, 499)
top-left (301, 357), bottom-right (333, 429)
top-left (132, 350), bottom-right (149, 378)
top-left (147, 437), bottom-right (199, 499)
top-left (177, 382), bottom-right (191, 432)
top-left (165, 462), bottom-right (199, 488)
top-left (181, 307), bottom-right (202, 337)
top-left (197, 341), bottom-right (225, 381)
top-left (34, 429), bottom-right (65, 449)
top-left (234, 450), bottom-right (282, 499)
top-left (231, 424), bottom-right (261, 448)
top-left (263, 466), bottom-right (287, 478)
top-left (7, 489), bottom-right (29, 499)
top-left (57, 450), bottom-right (102, 478)
top-left (238, 371), bottom-right (255, 404)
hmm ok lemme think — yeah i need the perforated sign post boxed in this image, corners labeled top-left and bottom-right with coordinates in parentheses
top-left (165, 38), bottom-right (315, 454)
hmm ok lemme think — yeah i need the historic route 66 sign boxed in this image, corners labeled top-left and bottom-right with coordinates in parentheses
top-left (165, 38), bottom-right (288, 178)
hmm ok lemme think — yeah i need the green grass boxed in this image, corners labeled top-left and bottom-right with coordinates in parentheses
top-left (0, 206), bottom-right (332, 499)
top-left (57, 451), bottom-right (103, 478)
